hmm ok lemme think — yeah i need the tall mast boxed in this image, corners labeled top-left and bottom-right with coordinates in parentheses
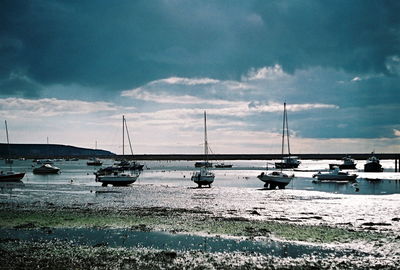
top-left (5, 120), bottom-right (9, 144)
top-left (124, 117), bottom-right (134, 157)
top-left (5, 120), bottom-right (11, 169)
top-left (285, 103), bottom-right (291, 156)
top-left (281, 103), bottom-right (285, 159)
top-left (122, 115), bottom-right (125, 156)
top-left (204, 111), bottom-right (208, 162)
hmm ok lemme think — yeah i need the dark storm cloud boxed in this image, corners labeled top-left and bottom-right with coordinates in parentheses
top-left (1, 0), bottom-right (399, 97)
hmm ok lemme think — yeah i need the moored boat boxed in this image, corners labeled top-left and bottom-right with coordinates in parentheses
top-left (96, 171), bottom-right (139, 186)
top-left (364, 153), bottom-right (383, 172)
top-left (275, 156), bottom-right (301, 169)
top-left (214, 163), bottom-right (233, 168)
top-left (0, 171), bottom-right (25, 182)
top-left (194, 161), bottom-right (213, 168)
top-left (329, 156), bottom-right (356, 170)
top-left (312, 167), bottom-right (357, 182)
top-left (258, 102), bottom-right (295, 189)
top-left (33, 164), bottom-right (60, 174)
top-left (257, 171), bottom-right (294, 189)
top-left (87, 158), bottom-right (103, 166)
top-left (192, 111), bottom-right (215, 187)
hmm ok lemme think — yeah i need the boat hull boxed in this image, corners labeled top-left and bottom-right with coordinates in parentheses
top-left (313, 175), bottom-right (357, 182)
top-left (194, 162), bottom-right (213, 168)
top-left (0, 172), bottom-right (25, 182)
top-left (257, 172), bottom-right (293, 189)
top-left (364, 162), bottom-right (383, 172)
top-left (214, 164), bottom-right (233, 168)
top-left (97, 175), bottom-right (138, 186)
top-left (329, 164), bottom-right (356, 170)
top-left (191, 173), bottom-right (215, 187)
top-left (275, 162), bottom-right (300, 169)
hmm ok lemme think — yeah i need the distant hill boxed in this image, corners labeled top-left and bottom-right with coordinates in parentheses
top-left (0, 143), bottom-right (115, 158)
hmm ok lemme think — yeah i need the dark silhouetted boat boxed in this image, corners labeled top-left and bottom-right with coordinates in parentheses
top-left (33, 164), bottom-right (60, 174)
top-left (313, 167), bottom-right (358, 182)
top-left (1, 120), bottom-right (25, 182)
top-left (364, 152), bottom-right (383, 172)
top-left (258, 103), bottom-right (295, 189)
top-left (329, 156), bottom-right (357, 170)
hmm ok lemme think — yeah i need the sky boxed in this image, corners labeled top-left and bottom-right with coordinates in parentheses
top-left (0, 0), bottom-right (399, 154)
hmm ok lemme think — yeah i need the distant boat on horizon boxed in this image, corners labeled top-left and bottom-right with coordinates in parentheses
top-left (1, 120), bottom-right (25, 182)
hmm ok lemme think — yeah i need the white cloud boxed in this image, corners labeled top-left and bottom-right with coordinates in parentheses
top-left (394, 129), bottom-right (400, 137)
top-left (0, 98), bottom-right (117, 117)
top-left (155, 77), bottom-right (220, 85)
top-left (244, 64), bottom-right (288, 81)
top-left (351, 76), bottom-right (362, 82)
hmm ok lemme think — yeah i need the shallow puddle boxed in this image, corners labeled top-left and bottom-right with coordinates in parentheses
top-left (0, 228), bottom-right (361, 258)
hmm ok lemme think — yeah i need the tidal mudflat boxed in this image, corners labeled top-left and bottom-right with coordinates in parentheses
top-left (1, 159), bottom-right (399, 269)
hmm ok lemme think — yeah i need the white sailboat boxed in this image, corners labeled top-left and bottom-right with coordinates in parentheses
top-left (1, 120), bottom-right (25, 182)
top-left (96, 115), bottom-right (139, 186)
top-left (258, 103), bottom-right (294, 189)
top-left (191, 111), bottom-right (215, 187)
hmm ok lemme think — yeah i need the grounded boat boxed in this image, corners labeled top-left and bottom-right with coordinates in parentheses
top-left (214, 163), bottom-right (233, 168)
top-left (312, 167), bottom-right (357, 182)
top-left (1, 120), bottom-right (25, 182)
top-left (33, 164), bottom-right (60, 174)
top-left (257, 171), bottom-right (294, 189)
top-left (329, 156), bottom-right (356, 170)
top-left (364, 153), bottom-right (383, 172)
top-left (96, 171), bottom-right (139, 187)
top-left (87, 158), bottom-right (103, 166)
top-left (96, 116), bottom-right (140, 186)
top-left (191, 111), bottom-right (215, 187)
top-left (0, 170), bottom-right (25, 182)
top-left (258, 103), bottom-right (295, 189)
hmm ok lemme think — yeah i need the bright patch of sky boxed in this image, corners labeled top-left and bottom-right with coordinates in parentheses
top-left (0, 0), bottom-right (399, 154)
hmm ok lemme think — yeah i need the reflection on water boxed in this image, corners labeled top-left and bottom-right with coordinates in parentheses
top-left (0, 228), bottom-right (360, 258)
top-left (1, 159), bottom-right (399, 195)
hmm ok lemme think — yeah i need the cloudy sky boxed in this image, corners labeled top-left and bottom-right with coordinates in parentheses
top-left (1, 0), bottom-right (399, 154)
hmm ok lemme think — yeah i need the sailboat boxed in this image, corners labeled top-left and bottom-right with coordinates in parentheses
top-left (87, 141), bottom-right (103, 166)
top-left (191, 111), bottom-right (215, 187)
top-left (96, 115), bottom-right (139, 186)
top-left (0, 120), bottom-right (25, 182)
top-left (257, 103), bottom-right (294, 189)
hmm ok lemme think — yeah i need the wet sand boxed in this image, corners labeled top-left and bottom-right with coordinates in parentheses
top-left (1, 180), bottom-right (400, 269)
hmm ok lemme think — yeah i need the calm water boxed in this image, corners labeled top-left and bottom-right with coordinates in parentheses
top-left (2, 159), bottom-right (399, 195)
top-left (0, 228), bottom-right (360, 258)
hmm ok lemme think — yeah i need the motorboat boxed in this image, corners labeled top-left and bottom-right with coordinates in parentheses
top-left (96, 171), bottom-right (139, 186)
top-left (364, 153), bottom-right (383, 172)
top-left (192, 111), bottom-right (215, 187)
top-left (33, 164), bottom-right (60, 174)
top-left (115, 160), bottom-right (144, 170)
top-left (258, 103), bottom-right (295, 189)
top-left (275, 156), bottom-right (301, 169)
top-left (87, 158), bottom-right (103, 166)
top-left (191, 167), bottom-right (215, 188)
top-left (312, 167), bottom-right (357, 182)
top-left (214, 163), bottom-right (233, 168)
top-left (194, 161), bottom-right (213, 168)
top-left (0, 170), bottom-right (25, 182)
top-left (257, 171), bottom-right (294, 189)
top-left (329, 156), bottom-right (356, 170)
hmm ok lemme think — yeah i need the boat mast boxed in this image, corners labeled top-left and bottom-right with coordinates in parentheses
top-left (285, 103), bottom-right (291, 156)
top-left (204, 111), bottom-right (208, 163)
top-left (124, 117), bottom-right (135, 157)
top-left (5, 120), bottom-right (11, 169)
top-left (122, 115), bottom-right (125, 157)
top-left (281, 103), bottom-right (285, 169)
